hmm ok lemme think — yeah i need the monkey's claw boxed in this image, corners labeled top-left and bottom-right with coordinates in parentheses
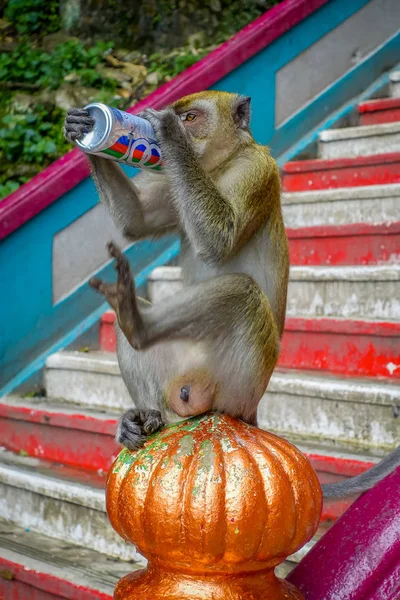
top-left (117, 408), bottom-right (164, 450)
top-left (64, 108), bottom-right (95, 142)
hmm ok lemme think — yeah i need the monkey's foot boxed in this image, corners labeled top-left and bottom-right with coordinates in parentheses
top-left (117, 409), bottom-right (164, 450)
top-left (90, 242), bottom-right (146, 349)
top-left (64, 108), bottom-right (95, 142)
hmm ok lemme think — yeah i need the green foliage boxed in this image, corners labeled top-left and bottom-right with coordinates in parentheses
top-left (5, 0), bottom-right (61, 35)
top-left (0, 0), bottom-right (284, 200)
top-left (0, 105), bottom-right (71, 198)
top-left (0, 107), bottom-right (68, 164)
top-left (148, 49), bottom-right (208, 79)
top-left (0, 40), bottom-right (115, 91)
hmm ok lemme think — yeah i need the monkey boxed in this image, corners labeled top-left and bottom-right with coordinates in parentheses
top-left (64, 92), bottom-right (399, 499)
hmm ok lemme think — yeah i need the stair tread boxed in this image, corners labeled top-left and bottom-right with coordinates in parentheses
top-left (0, 518), bottom-right (140, 596)
top-left (1, 393), bottom-right (121, 419)
top-left (150, 263), bottom-right (400, 280)
top-left (282, 181), bottom-right (400, 203)
top-left (46, 350), bottom-right (121, 374)
top-left (358, 96), bottom-right (400, 113)
top-left (102, 310), bottom-right (400, 328)
top-left (289, 263), bottom-right (400, 280)
top-left (271, 368), bottom-right (400, 403)
top-left (390, 71), bottom-right (400, 83)
top-left (0, 449), bottom-right (107, 508)
top-left (319, 120), bottom-right (400, 142)
top-left (283, 151), bottom-right (400, 172)
top-left (44, 350), bottom-right (400, 400)
top-left (112, 262), bottom-right (400, 280)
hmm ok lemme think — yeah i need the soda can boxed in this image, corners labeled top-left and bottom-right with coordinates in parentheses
top-left (76, 103), bottom-right (163, 170)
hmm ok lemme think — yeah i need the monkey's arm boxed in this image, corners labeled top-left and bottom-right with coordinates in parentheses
top-left (89, 156), bottom-right (178, 241)
top-left (141, 109), bottom-right (273, 264)
top-left (64, 108), bottom-right (178, 241)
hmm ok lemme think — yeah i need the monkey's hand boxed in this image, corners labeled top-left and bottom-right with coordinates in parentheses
top-left (117, 408), bottom-right (164, 450)
top-left (139, 107), bottom-right (188, 155)
top-left (64, 108), bottom-right (95, 142)
top-left (89, 242), bottom-right (147, 350)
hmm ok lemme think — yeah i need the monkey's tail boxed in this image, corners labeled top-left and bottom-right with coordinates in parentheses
top-left (321, 445), bottom-right (400, 499)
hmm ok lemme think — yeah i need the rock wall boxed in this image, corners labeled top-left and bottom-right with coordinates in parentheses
top-left (60, 0), bottom-right (280, 52)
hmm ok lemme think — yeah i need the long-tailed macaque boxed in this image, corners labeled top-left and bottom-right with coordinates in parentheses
top-left (64, 92), bottom-right (399, 499)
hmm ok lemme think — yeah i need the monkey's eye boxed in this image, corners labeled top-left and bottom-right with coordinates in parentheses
top-left (180, 113), bottom-right (196, 122)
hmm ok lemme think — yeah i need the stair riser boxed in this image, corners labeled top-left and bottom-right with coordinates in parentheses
top-left (0, 556), bottom-right (112, 600)
top-left (282, 158), bottom-right (400, 191)
top-left (0, 482), bottom-right (139, 562)
top-left (259, 393), bottom-right (398, 450)
top-left (390, 79), bottom-right (400, 98)
top-left (287, 279), bottom-right (399, 321)
top-left (319, 131), bottom-right (400, 160)
top-left (288, 228), bottom-right (400, 266)
top-left (280, 329), bottom-right (400, 379)
top-left (1, 580), bottom-right (68, 600)
top-left (45, 368), bottom-right (132, 409)
top-left (283, 196), bottom-right (399, 228)
top-left (360, 107), bottom-right (400, 126)
top-left (0, 416), bottom-right (119, 471)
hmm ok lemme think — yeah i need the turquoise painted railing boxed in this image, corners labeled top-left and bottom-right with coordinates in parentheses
top-left (1, 0), bottom-right (399, 395)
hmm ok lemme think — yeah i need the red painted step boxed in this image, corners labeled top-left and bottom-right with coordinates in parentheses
top-left (0, 557), bottom-right (111, 600)
top-left (101, 312), bottom-right (400, 379)
top-left (281, 152), bottom-right (400, 191)
top-left (358, 96), bottom-right (400, 126)
top-left (0, 400), bottom-right (119, 472)
top-left (0, 399), bottom-right (376, 524)
top-left (280, 317), bottom-right (400, 379)
top-left (287, 222), bottom-right (400, 266)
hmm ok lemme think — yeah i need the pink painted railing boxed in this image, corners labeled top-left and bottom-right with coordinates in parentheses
top-left (0, 0), bottom-right (329, 242)
top-left (288, 467), bottom-right (400, 599)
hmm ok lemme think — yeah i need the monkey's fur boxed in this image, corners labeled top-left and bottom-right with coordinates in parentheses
top-left (65, 92), bottom-right (399, 499)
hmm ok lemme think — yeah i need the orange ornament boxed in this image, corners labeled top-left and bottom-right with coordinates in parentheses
top-left (106, 412), bottom-right (322, 599)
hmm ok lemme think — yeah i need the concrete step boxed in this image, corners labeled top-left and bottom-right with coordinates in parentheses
top-left (145, 264), bottom-right (400, 321)
top-left (147, 265), bottom-right (182, 304)
top-left (358, 97), bottom-right (400, 126)
top-left (101, 311), bottom-right (400, 379)
top-left (287, 264), bottom-right (400, 321)
top-left (0, 394), bottom-right (381, 494)
top-left (0, 518), bottom-right (322, 596)
top-left (282, 183), bottom-right (400, 229)
top-left (281, 152), bottom-right (400, 192)
top-left (262, 369), bottom-right (400, 451)
top-left (43, 350), bottom-right (400, 450)
top-left (0, 450), bottom-right (141, 562)
top-left (389, 71), bottom-right (400, 98)
top-left (45, 350), bottom-right (132, 409)
top-left (0, 518), bottom-right (136, 599)
top-left (318, 121), bottom-right (400, 160)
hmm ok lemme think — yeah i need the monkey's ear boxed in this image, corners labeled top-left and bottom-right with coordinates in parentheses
top-left (233, 95), bottom-right (251, 129)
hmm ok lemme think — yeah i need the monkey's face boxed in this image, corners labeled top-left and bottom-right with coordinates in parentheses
top-left (170, 91), bottom-right (252, 168)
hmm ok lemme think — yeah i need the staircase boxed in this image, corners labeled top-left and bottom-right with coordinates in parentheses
top-left (1, 74), bottom-right (400, 598)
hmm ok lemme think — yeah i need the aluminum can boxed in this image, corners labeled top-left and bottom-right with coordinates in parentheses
top-left (76, 103), bottom-right (163, 170)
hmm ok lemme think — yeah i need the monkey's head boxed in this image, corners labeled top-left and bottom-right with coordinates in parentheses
top-left (170, 91), bottom-right (252, 168)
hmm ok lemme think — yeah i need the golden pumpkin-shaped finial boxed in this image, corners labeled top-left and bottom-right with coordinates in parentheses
top-left (106, 412), bottom-right (322, 599)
